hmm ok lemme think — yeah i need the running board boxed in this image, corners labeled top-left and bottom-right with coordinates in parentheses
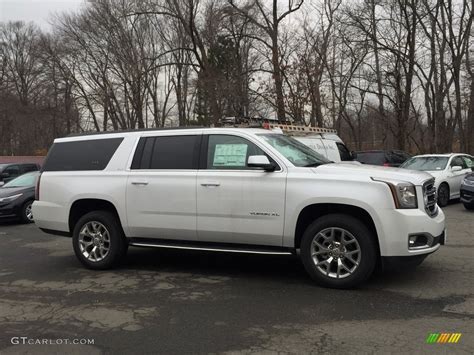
top-left (128, 238), bottom-right (294, 256)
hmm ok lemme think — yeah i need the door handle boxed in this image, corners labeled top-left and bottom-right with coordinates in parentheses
top-left (131, 180), bottom-right (149, 186)
top-left (201, 182), bottom-right (220, 187)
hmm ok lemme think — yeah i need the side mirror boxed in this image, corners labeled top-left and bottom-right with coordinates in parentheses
top-left (451, 165), bottom-right (462, 172)
top-left (248, 155), bottom-right (276, 172)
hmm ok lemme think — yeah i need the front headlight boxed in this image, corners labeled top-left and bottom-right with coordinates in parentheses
top-left (462, 178), bottom-right (474, 186)
top-left (372, 178), bottom-right (418, 209)
top-left (0, 193), bottom-right (23, 203)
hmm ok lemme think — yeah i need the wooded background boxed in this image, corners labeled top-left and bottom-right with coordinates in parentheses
top-left (0, 0), bottom-right (473, 155)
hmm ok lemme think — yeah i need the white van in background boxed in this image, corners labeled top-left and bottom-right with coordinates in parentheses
top-left (266, 124), bottom-right (354, 163)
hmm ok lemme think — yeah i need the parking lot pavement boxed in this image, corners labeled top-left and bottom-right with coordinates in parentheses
top-left (0, 204), bottom-right (472, 354)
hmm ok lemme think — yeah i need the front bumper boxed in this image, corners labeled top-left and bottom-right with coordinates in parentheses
top-left (376, 207), bottom-right (445, 257)
top-left (460, 185), bottom-right (474, 204)
top-left (0, 202), bottom-right (20, 218)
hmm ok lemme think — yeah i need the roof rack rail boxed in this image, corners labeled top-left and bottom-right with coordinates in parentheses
top-left (266, 124), bottom-right (337, 135)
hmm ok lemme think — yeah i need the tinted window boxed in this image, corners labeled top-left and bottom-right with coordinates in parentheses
top-left (356, 152), bottom-right (385, 165)
top-left (388, 151), bottom-right (410, 164)
top-left (42, 138), bottom-right (123, 172)
top-left (4, 165), bottom-right (19, 176)
top-left (21, 164), bottom-right (39, 173)
top-left (151, 136), bottom-right (199, 169)
top-left (132, 135), bottom-right (199, 170)
top-left (207, 135), bottom-right (271, 170)
top-left (336, 143), bottom-right (352, 161)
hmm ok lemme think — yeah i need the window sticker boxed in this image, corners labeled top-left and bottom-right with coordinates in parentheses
top-left (213, 144), bottom-right (248, 167)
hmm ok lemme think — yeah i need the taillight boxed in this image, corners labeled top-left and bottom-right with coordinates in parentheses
top-left (35, 173), bottom-right (42, 200)
top-left (383, 163), bottom-right (390, 167)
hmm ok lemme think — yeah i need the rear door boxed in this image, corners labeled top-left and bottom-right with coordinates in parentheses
top-left (196, 133), bottom-right (286, 246)
top-left (126, 133), bottom-right (201, 240)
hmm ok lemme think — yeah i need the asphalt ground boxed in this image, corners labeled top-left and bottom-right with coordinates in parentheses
top-left (0, 203), bottom-right (472, 354)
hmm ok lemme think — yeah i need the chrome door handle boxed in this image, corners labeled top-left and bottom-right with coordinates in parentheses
top-left (131, 181), bottom-right (149, 186)
top-left (201, 182), bottom-right (220, 187)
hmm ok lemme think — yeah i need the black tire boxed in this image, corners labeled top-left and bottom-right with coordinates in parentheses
top-left (20, 200), bottom-right (34, 224)
top-left (464, 203), bottom-right (474, 211)
top-left (72, 211), bottom-right (128, 270)
top-left (437, 183), bottom-right (450, 207)
top-left (300, 214), bottom-right (377, 289)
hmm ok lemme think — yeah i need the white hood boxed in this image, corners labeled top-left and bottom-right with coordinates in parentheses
top-left (313, 163), bottom-right (433, 186)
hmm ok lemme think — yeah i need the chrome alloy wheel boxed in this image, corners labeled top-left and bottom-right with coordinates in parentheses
top-left (78, 221), bottom-right (111, 262)
top-left (310, 227), bottom-right (361, 279)
top-left (25, 203), bottom-right (33, 221)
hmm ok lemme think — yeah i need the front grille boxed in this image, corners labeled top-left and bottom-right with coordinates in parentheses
top-left (423, 179), bottom-right (438, 217)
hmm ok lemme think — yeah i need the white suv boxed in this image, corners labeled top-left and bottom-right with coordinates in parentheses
top-left (33, 128), bottom-right (446, 288)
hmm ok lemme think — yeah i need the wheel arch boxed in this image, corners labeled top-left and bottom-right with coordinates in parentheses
top-left (294, 203), bottom-right (380, 256)
top-left (69, 198), bottom-right (124, 234)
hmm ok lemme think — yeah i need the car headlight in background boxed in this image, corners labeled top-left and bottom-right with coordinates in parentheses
top-left (462, 178), bottom-right (474, 186)
top-left (0, 193), bottom-right (23, 203)
top-left (372, 178), bottom-right (418, 209)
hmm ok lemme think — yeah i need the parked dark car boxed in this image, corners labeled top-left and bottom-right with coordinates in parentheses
top-left (0, 163), bottom-right (40, 186)
top-left (0, 172), bottom-right (39, 223)
top-left (354, 150), bottom-right (411, 167)
top-left (461, 173), bottom-right (474, 210)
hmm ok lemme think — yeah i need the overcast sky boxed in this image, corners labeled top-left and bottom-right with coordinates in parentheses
top-left (0, 0), bottom-right (85, 30)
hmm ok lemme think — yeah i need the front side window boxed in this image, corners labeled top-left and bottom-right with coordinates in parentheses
top-left (450, 156), bottom-right (464, 168)
top-left (259, 134), bottom-right (330, 167)
top-left (206, 135), bottom-right (270, 170)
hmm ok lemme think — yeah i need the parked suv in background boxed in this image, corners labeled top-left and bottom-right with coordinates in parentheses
top-left (0, 163), bottom-right (40, 186)
top-left (354, 150), bottom-right (411, 167)
top-left (33, 128), bottom-right (445, 289)
top-left (460, 173), bottom-right (474, 210)
top-left (401, 154), bottom-right (474, 207)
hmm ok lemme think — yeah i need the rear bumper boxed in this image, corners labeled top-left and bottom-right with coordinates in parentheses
top-left (32, 200), bottom-right (69, 232)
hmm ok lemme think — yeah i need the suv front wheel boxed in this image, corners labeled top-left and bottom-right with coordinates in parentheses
top-left (300, 214), bottom-right (377, 289)
top-left (72, 211), bottom-right (128, 269)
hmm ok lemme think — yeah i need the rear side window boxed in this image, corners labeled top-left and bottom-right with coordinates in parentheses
top-left (132, 135), bottom-right (200, 170)
top-left (42, 138), bottom-right (124, 171)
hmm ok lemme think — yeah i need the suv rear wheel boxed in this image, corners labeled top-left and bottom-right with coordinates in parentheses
top-left (72, 211), bottom-right (128, 269)
top-left (300, 214), bottom-right (377, 289)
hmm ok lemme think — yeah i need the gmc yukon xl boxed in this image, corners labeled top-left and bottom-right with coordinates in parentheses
top-left (33, 128), bottom-right (446, 288)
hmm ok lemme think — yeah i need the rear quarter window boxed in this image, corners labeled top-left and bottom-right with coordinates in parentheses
top-left (42, 138), bottom-right (124, 171)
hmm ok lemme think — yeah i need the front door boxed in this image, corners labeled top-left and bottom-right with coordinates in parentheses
top-left (126, 133), bottom-right (201, 240)
top-left (196, 134), bottom-right (286, 246)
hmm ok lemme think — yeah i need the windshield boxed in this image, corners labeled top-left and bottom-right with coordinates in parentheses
top-left (259, 134), bottom-right (331, 167)
top-left (3, 172), bottom-right (38, 188)
top-left (401, 156), bottom-right (448, 171)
